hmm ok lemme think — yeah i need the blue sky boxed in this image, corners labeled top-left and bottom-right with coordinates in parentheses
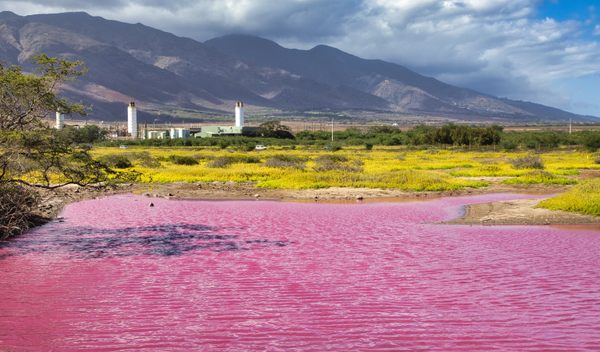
top-left (534, 0), bottom-right (600, 116)
top-left (1, 0), bottom-right (599, 116)
top-left (537, 0), bottom-right (597, 23)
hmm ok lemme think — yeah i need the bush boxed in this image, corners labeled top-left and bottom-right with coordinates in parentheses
top-left (238, 143), bottom-right (256, 152)
top-left (510, 155), bottom-right (544, 169)
top-left (206, 157), bottom-right (232, 168)
top-left (365, 143), bottom-right (374, 150)
top-left (121, 152), bottom-right (161, 168)
top-left (324, 143), bottom-right (342, 151)
top-left (501, 140), bottom-right (517, 151)
top-left (265, 155), bottom-right (306, 170)
top-left (0, 184), bottom-right (40, 240)
top-left (503, 170), bottom-right (575, 185)
top-left (582, 133), bottom-right (600, 151)
top-left (206, 155), bottom-right (261, 168)
top-left (98, 154), bottom-right (132, 168)
top-left (168, 155), bottom-right (198, 165)
top-left (314, 155), bottom-right (362, 172)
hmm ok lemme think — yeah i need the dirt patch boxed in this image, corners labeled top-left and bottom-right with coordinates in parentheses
top-left (131, 182), bottom-right (539, 203)
top-left (449, 198), bottom-right (600, 226)
top-left (34, 184), bottom-right (131, 220)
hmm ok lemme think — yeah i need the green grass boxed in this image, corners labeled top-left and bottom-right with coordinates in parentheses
top-left (502, 171), bottom-right (577, 185)
top-left (538, 179), bottom-right (600, 216)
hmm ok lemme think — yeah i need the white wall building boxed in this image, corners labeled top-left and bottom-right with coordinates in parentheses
top-left (127, 101), bottom-right (137, 138)
top-left (169, 128), bottom-right (191, 139)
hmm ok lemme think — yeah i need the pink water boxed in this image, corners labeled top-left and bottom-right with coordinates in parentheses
top-left (1, 194), bottom-right (600, 351)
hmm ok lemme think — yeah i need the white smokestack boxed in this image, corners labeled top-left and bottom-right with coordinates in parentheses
top-left (127, 101), bottom-right (137, 138)
top-left (235, 101), bottom-right (244, 128)
top-left (55, 112), bottom-right (64, 130)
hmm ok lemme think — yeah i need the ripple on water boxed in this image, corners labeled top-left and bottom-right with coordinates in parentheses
top-left (0, 194), bottom-right (599, 351)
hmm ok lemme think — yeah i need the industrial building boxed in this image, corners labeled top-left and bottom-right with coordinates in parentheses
top-left (139, 101), bottom-right (255, 139)
top-left (109, 100), bottom-right (258, 140)
top-left (194, 101), bottom-right (258, 138)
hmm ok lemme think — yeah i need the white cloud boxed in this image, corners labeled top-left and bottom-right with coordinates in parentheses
top-left (1, 0), bottom-right (600, 114)
top-left (595, 24), bottom-right (600, 35)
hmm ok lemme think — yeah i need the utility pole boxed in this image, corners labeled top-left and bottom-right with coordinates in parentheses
top-left (331, 118), bottom-right (334, 141)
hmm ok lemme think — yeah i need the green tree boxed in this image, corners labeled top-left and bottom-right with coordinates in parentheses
top-left (0, 54), bottom-right (86, 130)
top-left (258, 121), bottom-right (294, 139)
top-left (0, 55), bottom-right (130, 239)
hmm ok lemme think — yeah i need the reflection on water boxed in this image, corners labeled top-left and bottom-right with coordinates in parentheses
top-left (0, 223), bottom-right (291, 259)
top-left (0, 194), bottom-right (599, 351)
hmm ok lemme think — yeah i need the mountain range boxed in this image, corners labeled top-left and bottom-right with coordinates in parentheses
top-left (0, 11), bottom-right (596, 123)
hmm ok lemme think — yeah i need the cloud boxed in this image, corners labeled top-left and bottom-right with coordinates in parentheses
top-left (1, 0), bottom-right (600, 114)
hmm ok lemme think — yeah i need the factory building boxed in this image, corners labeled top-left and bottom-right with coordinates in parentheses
top-left (194, 101), bottom-right (257, 138)
top-left (136, 101), bottom-right (256, 140)
top-left (170, 128), bottom-right (191, 139)
top-left (146, 130), bottom-right (168, 139)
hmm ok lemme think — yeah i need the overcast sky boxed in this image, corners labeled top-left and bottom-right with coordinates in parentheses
top-left (2, 0), bottom-right (600, 116)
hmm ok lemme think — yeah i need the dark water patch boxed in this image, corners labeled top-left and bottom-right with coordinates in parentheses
top-left (0, 223), bottom-right (293, 259)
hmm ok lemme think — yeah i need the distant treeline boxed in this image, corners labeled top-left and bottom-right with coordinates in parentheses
top-left (95, 123), bottom-right (600, 151)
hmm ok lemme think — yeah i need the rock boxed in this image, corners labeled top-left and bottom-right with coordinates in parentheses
top-left (168, 193), bottom-right (174, 197)
top-left (254, 194), bottom-right (261, 199)
top-left (356, 195), bottom-right (364, 201)
top-left (149, 202), bottom-right (154, 207)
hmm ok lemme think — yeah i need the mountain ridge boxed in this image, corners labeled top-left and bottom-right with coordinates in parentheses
top-left (0, 12), bottom-right (596, 123)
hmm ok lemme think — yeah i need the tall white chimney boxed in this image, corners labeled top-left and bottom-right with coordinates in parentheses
top-left (55, 112), bottom-right (64, 130)
top-left (127, 101), bottom-right (137, 138)
top-left (235, 101), bottom-right (244, 128)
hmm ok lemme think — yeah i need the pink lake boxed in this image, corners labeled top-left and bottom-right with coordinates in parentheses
top-left (1, 194), bottom-right (599, 351)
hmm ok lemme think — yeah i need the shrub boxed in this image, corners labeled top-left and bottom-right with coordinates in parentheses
top-left (265, 155), bottom-right (306, 169)
top-left (503, 170), bottom-right (575, 185)
top-left (510, 155), bottom-right (544, 169)
top-left (168, 155), bottom-right (198, 165)
top-left (365, 143), bottom-right (374, 150)
top-left (324, 143), bottom-right (342, 151)
top-left (217, 139), bottom-right (229, 149)
top-left (582, 133), bottom-right (600, 151)
top-left (0, 184), bottom-right (40, 239)
top-left (99, 154), bottom-right (132, 168)
top-left (122, 152), bottom-right (161, 168)
top-left (314, 155), bottom-right (362, 172)
top-left (501, 140), bottom-right (518, 151)
top-left (206, 155), bottom-right (261, 168)
top-left (206, 157), bottom-right (232, 168)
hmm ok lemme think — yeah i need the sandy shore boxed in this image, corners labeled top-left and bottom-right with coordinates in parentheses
top-left (449, 198), bottom-right (600, 226)
top-left (35, 181), bottom-right (598, 227)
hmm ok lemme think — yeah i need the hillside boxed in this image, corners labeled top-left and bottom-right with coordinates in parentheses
top-left (0, 11), bottom-right (596, 123)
